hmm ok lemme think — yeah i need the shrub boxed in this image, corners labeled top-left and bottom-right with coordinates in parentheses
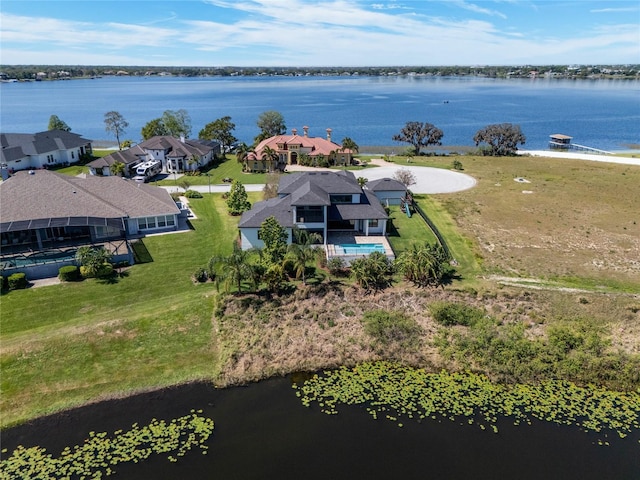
top-left (193, 266), bottom-right (208, 283)
top-left (1, 275), bottom-right (8, 291)
top-left (327, 257), bottom-right (346, 276)
top-left (362, 309), bottom-right (421, 347)
top-left (80, 263), bottom-right (113, 279)
top-left (430, 301), bottom-right (485, 326)
top-left (8, 272), bottom-right (28, 290)
top-left (184, 189), bottom-right (203, 198)
top-left (452, 159), bottom-right (463, 170)
top-left (58, 265), bottom-right (80, 282)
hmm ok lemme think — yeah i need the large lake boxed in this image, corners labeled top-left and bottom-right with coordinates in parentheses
top-left (2, 378), bottom-right (638, 479)
top-left (1, 76), bottom-right (639, 151)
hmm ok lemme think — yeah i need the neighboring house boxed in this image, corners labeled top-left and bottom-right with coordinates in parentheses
top-left (238, 170), bottom-right (388, 250)
top-left (365, 178), bottom-right (407, 206)
top-left (0, 170), bottom-right (181, 279)
top-left (0, 130), bottom-right (92, 172)
top-left (243, 127), bottom-right (352, 173)
top-left (88, 136), bottom-right (221, 177)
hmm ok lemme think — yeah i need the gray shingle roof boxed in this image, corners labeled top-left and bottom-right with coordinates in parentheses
top-left (238, 197), bottom-right (293, 228)
top-left (0, 130), bottom-right (92, 163)
top-left (88, 145), bottom-right (147, 168)
top-left (0, 170), bottom-right (179, 230)
top-left (366, 177), bottom-right (407, 192)
top-left (329, 191), bottom-right (388, 220)
top-left (278, 171), bottom-right (361, 196)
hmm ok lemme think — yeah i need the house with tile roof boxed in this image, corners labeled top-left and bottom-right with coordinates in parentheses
top-left (88, 136), bottom-right (221, 177)
top-left (242, 127), bottom-right (352, 172)
top-left (0, 130), bottom-right (92, 172)
top-left (0, 170), bottom-right (181, 279)
top-left (238, 171), bottom-right (389, 255)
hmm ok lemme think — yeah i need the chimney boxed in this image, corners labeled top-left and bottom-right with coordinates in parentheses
top-left (303, 126), bottom-right (309, 137)
top-left (292, 128), bottom-right (297, 136)
top-left (180, 135), bottom-right (185, 143)
top-left (326, 128), bottom-right (332, 142)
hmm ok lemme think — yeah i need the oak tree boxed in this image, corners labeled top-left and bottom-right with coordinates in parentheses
top-left (473, 123), bottom-right (526, 156)
top-left (392, 121), bottom-right (443, 155)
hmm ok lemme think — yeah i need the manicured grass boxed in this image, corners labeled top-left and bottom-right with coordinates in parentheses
top-left (156, 156), bottom-right (266, 186)
top-left (0, 195), bottom-right (242, 427)
top-left (386, 205), bottom-right (437, 253)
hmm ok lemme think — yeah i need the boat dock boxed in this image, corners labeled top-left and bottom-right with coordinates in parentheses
top-left (549, 134), bottom-right (613, 155)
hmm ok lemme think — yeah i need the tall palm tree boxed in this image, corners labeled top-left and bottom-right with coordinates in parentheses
top-left (261, 145), bottom-right (278, 173)
top-left (234, 143), bottom-right (253, 172)
top-left (208, 244), bottom-right (255, 293)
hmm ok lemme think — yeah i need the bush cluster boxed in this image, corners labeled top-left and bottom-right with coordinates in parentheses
top-left (7, 272), bottom-right (28, 290)
top-left (58, 265), bottom-right (80, 282)
top-left (362, 309), bottom-right (421, 347)
top-left (429, 301), bottom-right (485, 326)
top-left (184, 190), bottom-right (203, 198)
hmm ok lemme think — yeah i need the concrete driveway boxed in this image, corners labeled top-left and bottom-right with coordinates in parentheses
top-left (358, 165), bottom-right (476, 194)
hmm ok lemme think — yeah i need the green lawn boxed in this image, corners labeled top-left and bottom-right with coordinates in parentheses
top-left (0, 195), bottom-right (242, 427)
top-left (386, 205), bottom-right (437, 253)
top-left (156, 156), bottom-right (267, 186)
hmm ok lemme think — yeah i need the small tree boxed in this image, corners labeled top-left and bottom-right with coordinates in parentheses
top-left (208, 244), bottom-right (255, 294)
top-left (285, 243), bottom-right (318, 285)
top-left (75, 246), bottom-right (113, 278)
top-left (259, 216), bottom-right (288, 266)
top-left (341, 137), bottom-right (359, 154)
top-left (48, 114), bottom-right (71, 132)
top-left (395, 242), bottom-right (453, 287)
top-left (392, 121), bottom-right (443, 155)
top-left (350, 251), bottom-right (394, 292)
top-left (393, 168), bottom-right (417, 188)
top-left (263, 172), bottom-right (280, 200)
top-left (473, 123), bottom-right (526, 156)
top-left (104, 111), bottom-right (129, 150)
top-left (111, 161), bottom-right (125, 177)
top-left (199, 116), bottom-right (238, 153)
top-left (226, 180), bottom-right (251, 215)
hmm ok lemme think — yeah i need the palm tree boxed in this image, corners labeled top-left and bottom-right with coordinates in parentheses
top-left (234, 143), bottom-right (252, 171)
top-left (285, 243), bottom-right (318, 285)
top-left (208, 244), bottom-right (255, 293)
top-left (395, 242), bottom-right (450, 287)
top-left (261, 145), bottom-right (278, 173)
top-left (110, 161), bottom-right (125, 177)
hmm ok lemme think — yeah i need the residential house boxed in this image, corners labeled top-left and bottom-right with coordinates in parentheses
top-left (0, 129), bottom-right (92, 172)
top-left (0, 170), bottom-right (181, 279)
top-left (365, 178), bottom-right (407, 206)
top-left (88, 136), bottom-right (221, 177)
top-left (238, 170), bottom-right (388, 251)
top-left (242, 127), bottom-right (352, 173)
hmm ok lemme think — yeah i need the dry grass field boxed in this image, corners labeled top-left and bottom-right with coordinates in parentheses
top-left (431, 155), bottom-right (640, 291)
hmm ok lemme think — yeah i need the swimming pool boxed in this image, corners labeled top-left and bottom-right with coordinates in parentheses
top-left (337, 243), bottom-right (385, 255)
top-left (0, 248), bottom-right (77, 268)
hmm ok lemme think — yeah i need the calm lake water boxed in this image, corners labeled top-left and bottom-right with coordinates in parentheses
top-left (2, 378), bottom-right (638, 479)
top-left (1, 76), bottom-right (639, 151)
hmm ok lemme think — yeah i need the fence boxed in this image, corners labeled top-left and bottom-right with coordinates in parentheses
top-left (410, 201), bottom-right (453, 261)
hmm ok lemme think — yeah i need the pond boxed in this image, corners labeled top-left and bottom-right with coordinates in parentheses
top-left (2, 376), bottom-right (638, 479)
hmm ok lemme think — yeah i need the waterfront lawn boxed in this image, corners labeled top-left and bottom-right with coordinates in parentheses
top-left (156, 156), bottom-right (266, 186)
top-left (386, 204), bottom-right (437, 253)
top-left (0, 194), bottom-right (241, 427)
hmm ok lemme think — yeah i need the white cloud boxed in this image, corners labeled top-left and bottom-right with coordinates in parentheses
top-left (450, 0), bottom-right (508, 19)
top-left (590, 7), bottom-right (640, 13)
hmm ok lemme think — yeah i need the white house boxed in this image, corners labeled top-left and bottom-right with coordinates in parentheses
top-left (88, 136), bottom-right (221, 177)
top-left (0, 130), bottom-right (92, 172)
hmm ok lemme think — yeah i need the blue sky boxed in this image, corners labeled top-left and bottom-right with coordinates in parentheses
top-left (1, 0), bottom-right (639, 66)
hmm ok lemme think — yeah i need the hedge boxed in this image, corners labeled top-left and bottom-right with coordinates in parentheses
top-left (58, 265), bottom-right (80, 282)
top-left (8, 272), bottom-right (28, 290)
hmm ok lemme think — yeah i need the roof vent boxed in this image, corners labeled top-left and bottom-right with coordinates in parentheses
top-left (28, 170), bottom-right (35, 175)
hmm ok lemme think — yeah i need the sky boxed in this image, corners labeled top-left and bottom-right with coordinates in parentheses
top-left (1, 0), bottom-right (639, 66)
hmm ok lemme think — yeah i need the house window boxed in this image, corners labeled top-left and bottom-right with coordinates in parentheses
top-left (71, 151), bottom-right (75, 159)
top-left (166, 215), bottom-right (175, 226)
top-left (368, 219), bottom-right (379, 228)
top-left (330, 194), bottom-right (352, 204)
top-left (296, 206), bottom-right (323, 223)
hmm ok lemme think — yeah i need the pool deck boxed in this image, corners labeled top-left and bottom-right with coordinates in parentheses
top-left (325, 234), bottom-right (394, 265)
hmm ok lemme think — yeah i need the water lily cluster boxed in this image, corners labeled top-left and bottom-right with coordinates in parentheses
top-left (293, 362), bottom-right (640, 440)
top-left (0, 411), bottom-right (214, 479)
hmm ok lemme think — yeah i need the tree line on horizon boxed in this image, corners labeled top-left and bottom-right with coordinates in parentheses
top-left (4, 64), bottom-right (639, 80)
top-left (52, 109), bottom-right (526, 157)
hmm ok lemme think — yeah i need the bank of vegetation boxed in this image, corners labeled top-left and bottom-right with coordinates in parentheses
top-left (1, 154), bottom-right (639, 432)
